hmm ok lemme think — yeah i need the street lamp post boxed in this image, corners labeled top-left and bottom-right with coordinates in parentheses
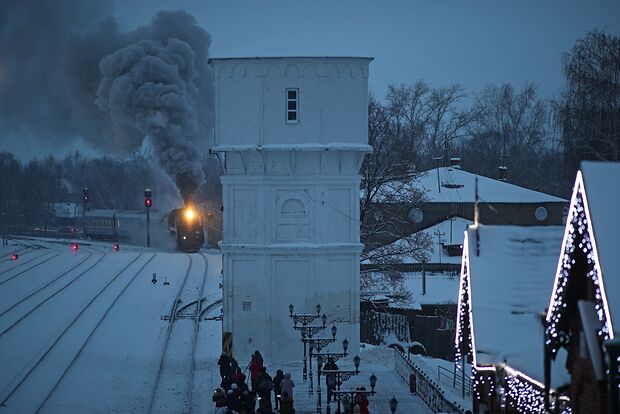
top-left (306, 324), bottom-right (337, 396)
top-left (323, 355), bottom-right (361, 414)
top-left (331, 373), bottom-right (377, 414)
top-left (289, 303), bottom-right (323, 380)
top-left (313, 338), bottom-right (349, 414)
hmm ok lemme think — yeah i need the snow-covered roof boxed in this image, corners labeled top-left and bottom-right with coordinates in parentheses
top-left (464, 225), bottom-right (569, 386)
top-left (377, 217), bottom-right (472, 265)
top-left (580, 161), bottom-right (620, 336)
top-left (403, 272), bottom-right (460, 308)
top-left (210, 32), bottom-right (372, 61)
top-left (380, 167), bottom-right (566, 204)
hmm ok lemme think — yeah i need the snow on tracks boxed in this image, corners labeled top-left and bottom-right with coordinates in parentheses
top-left (0, 252), bottom-right (155, 412)
top-left (148, 253), bottom-right (209, 414)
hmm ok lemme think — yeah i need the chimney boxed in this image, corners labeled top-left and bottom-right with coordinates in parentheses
top-left (450, 157), bottom-right (461, 169)
top-left (498, 165), bottom-right (508, 182)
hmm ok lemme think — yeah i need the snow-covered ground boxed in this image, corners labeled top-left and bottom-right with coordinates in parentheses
top-left (0, 237), bottom-right (223, 413)
top-left (0, 237), bottom-right (439, 413)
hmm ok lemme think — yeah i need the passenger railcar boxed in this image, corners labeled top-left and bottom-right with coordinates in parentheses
top-left (169, 207), bottom-right (204, 252)
top-left (83, 210), bottom-right (146, 241)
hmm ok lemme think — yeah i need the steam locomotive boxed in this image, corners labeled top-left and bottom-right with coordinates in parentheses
top-left (84, 207), bottom-right (204, 252)
top-left (168, 207), bottom-right (205, 252)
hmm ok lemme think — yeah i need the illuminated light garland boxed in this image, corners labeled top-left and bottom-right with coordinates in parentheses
top-left (545, 171), bottom-right (614, 357)
top-left (455, 230), bottom-right (573, 411)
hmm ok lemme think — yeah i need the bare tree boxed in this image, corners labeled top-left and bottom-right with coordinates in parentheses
top-left (555, 29), bottom-right (620, 177)
top-left (459, 82), bottom-right (554, 190)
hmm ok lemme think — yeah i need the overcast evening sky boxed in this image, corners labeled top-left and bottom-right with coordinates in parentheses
top-left (2, 0), bottom-right (619, 161)
top-left (115, 0), bottom-right (620, 100)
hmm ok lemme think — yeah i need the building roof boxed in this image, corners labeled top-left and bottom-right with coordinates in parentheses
top-left (418, 167), bottom-right (566, 204)
top-left (578, 161), bottom-right (620, 336)
top-left (463, 225), bottom-right (569, 387)
top-left (403, 272), bottom-right (461, 309)
top-left (210, 32), bottom-right (372, 61)
top-left (372, 216), bottom-right (472, 265)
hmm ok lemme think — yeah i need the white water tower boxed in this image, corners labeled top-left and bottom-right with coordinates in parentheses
top-left (210, 54), bottom-right (372, 362)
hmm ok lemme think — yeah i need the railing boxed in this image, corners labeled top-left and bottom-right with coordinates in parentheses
top-left (437, 365), bottom-right (471, 396)
top-left (393, 349), bottom-right (469, 414)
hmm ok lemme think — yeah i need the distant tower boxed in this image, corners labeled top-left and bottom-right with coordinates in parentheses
top-left (210, 54), bottom-right (373, 361)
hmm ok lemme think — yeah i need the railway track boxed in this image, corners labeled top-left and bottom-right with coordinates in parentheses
top-left (0, 250), bottom-right (55, 279)
top-left (0, 253), bottom-right (105, 337)
top-left (147, 253), bottom-right (209, 414)
top-left (33, 253), bottom-right (158, 413)
top-left (0, 253), bottom-right (146, 409)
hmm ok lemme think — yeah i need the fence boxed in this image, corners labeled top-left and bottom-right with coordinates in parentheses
top-left (393, 348), bottom-right (469, 414)
top-left (437, 365), bottom-right (471, 397)
top-left (360, 310), bottom-right (410, 345)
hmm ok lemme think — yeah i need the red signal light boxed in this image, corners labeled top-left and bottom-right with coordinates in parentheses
top-left (113, 243), bottom-right (119, 252)
top-left (72, 243), bottom-right (79, 252)
top-left (145, 198), bottom-right (152, 208)
top-left (11, 253), bottom-right (18, 261)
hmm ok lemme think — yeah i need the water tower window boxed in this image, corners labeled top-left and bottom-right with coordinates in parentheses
top-left (286, 88), bottom-right (299, 123)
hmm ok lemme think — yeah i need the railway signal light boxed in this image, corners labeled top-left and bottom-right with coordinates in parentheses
top-left (144, 188), bottom-right (152, 208)
top-left (82, 187), bottom-right (89, 204)
top-left (11, 253), bottom-right (18, 261)
top-left (72, 242), bottom-right (79, 252)
top-left (113, 243), bottom-right (119, 252)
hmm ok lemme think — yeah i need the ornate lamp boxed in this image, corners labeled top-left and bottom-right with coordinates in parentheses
top-left (389, 396), bottom-right (398, 413)
top-left (369, 373), bottom-right (377, 392)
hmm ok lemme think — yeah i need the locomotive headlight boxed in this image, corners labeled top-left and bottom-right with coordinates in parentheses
top-left (184, 208), bottom-right (194, 220)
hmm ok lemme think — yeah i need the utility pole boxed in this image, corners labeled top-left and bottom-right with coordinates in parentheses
top-left (434, 229), bottom-right (445, 264)
top-left (82, 187), bottom-right (89, 235)
top-left (432, 156), bottom-right (443, 193)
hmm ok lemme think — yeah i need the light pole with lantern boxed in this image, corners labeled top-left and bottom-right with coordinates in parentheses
top-left (305, 324), bottom-right (337, 396)
top-left (330, 373), bottom-right (378, 414)
top-left (322, 354), bottom-right (361, 414)
top-left (288, 303), bottom-right (327, 381)
top-left (313, 338), bottom-right (349, 414)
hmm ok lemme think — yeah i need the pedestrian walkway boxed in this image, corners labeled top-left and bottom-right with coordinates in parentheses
top-left (275, 346), bottom-right (433, 414)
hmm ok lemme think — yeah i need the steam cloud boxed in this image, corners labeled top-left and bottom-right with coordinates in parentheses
top-left (96, 39), bottom-right (205, 200)
top-left (0, 0), bottom-right (214, 199)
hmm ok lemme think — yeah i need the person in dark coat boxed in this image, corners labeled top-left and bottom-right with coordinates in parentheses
top-left (273, 369), bottom-right (284, 410)
top-left (238, 391), bottom-right (256, 414)
top-left (280, 372), bottom-right (295, 400)
top-left (212, 387), bottom-right (227, 414)
top-left (218, 352), bottom-right (232, 379)
top-left (323, 357), bottom-right (339, 403)
top-left (256, 367), bottom-right (274, 413)
top-left (226, 389), bottom-right (239, 413)
top-left (249, 351), bottom-right (264, 392)
top-left (279, 391), bottom-right (294, 414)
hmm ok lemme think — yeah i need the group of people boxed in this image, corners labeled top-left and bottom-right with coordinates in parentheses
top-left (213, 350), bottom-right (295, 414)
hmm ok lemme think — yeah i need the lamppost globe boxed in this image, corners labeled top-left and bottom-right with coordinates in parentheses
top-left (342, 338), bottom-right (349, 353)
top-left (316, 304), bottom-right (321, 315)
top-left (289, 303), bottom-right (294, 316)
top-left (322, 314), bottom-right (328, 327)
top-left (389, 396), bottom-right (398, 413)
top-left (331, 324), bottom-right (337, 338)
top-left (353, 355), bottom-right (361, 370)
top-left (369, 373), bottom-right (377, 391)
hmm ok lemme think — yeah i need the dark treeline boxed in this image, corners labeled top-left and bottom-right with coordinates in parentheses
top-left (0, 150), bottom-right (223, 232)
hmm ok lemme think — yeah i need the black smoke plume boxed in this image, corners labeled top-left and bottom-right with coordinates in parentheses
top-left (0, 1), bottom-right (214, 199)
